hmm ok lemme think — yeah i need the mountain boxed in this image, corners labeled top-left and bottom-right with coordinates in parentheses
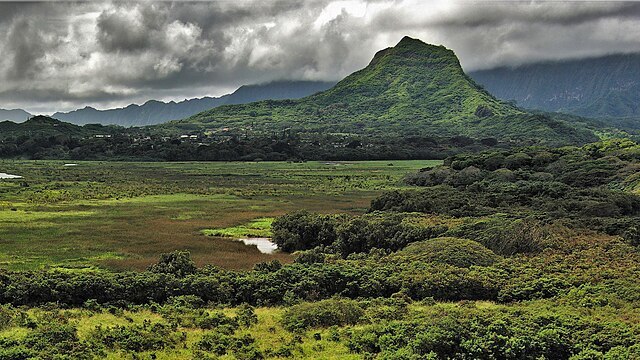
top-left (52, 80), bottom-right (336, 127)
top-left (469, 54), bottom-right (640, 127)
top-left (53, 98), bottom-right (225, 127)
top-left (175, 36), bottom-right (596, 146)
top-left (0, 115), bottom-right (115, 139)
top-left (224, 80), bottom-right (337, 105)
top-left (0, 109), bottom-right (32, 123)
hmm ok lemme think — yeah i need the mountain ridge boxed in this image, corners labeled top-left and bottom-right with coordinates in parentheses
top-left (0, 108), bottom-right (32, 123)
top-left (469, 53), bottom-right (640, 127)
top-left (51, 80), bottom-right (336, 127)
top-left (0, 115), bottom-right (117, 140)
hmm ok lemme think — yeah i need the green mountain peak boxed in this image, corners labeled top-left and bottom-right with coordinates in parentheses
top-left (25, 115), bottom-right (63, 125)
top-left (180, 36), bottom-right (597, 145)
top-left (369, 37), bottom-right (457, 65)
top-left (397, 35), bottom-right (421, 45)
top-left (394, 36), bottom-right (453, 56)
top-left (305, 37), bottom-right (515, 119)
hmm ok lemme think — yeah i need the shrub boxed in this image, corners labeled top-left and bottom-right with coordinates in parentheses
top-left (623, 225), bottom-right (640, 247)
top-left (294, 249), bottom-right (326, 264)
top-left (271, 211), bottom-right (344, 252)
top-left (166, 295), bottom-right (204, 309)
top-left (195, 311), bottom-right (239, 331)
top-left (282, 298), bottom-right (365, 331)
top-left (396, 237), bottom-right (500, 267)
top-left (90, 322), bottom-right (183, 352)
top-left (447, 218), bottom-right (546, 256)
top-left (236, 304), bottom-right (258, 328)
top-left (0, 305), bottom-right (13, 331)
top-left (0, 346), bottom-right (36, 360)
top-left (196, 332), bottom-right (231, 355)
top-left (147, 251), bottom-right (197, 277)
top-left (23, 322), bottom-right (94, 359)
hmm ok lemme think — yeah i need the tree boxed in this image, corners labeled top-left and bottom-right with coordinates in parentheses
top-left (148, 251), bottom-right (197, 277)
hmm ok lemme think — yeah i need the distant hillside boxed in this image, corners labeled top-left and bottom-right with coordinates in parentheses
top-left (0, 115), bottom-right (116, 139)
top-left (0, 109), bottom-right (32, 123)
top-left (176, 36), bottom-right (596, 146)
top-left (470, 54), bottom-right (640, 128)
top-left (225, 80), bottom-right (337, 106)
top-left (52, 80), bottom-right (336, 127)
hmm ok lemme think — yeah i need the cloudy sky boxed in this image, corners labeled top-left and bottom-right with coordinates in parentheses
top-left (1, 0), bottom-right (640, 114)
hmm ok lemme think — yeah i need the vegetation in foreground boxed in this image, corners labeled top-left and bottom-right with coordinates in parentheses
top-left (0, 138), bottom-right (638, 358)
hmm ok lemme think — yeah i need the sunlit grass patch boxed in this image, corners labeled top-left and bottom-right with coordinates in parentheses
top-left (0, 327), bottom-right (29, 342)
top-left (171, 211), bottom-right (206, 220)
top-left (203, 217), bottom-right (274, 238)
top-left (74, 309), bottom-right (166, 340)
top-left (0, 209), bottom-right (95, 223)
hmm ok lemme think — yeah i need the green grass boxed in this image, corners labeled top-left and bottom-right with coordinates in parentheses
top-left (203, 217), bottom-right (274, 238)
top-left (0, 160), bottom-right (439, 270)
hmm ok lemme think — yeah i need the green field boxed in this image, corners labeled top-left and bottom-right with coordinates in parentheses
top-left (0, 160), bottom-right (438, 271)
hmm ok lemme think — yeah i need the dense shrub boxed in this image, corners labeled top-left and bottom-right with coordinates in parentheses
top-left (446, 218), bottom-right (547, 255)
top-left (0, 305), bottom-right (13, 331)
top-left (271, 211), bottom-right (343, 252)
top-left (195, 311), bottom-right (239, 331)
top-left (281, 298), bottom-right (365, 331)
top-left (23, 322), bottom-right (95, 360)
top-left (90, 322), bottom-right (183, 352)
top-left (236, 304), bottom-right (258, 328)
top-left (0, 345), bottom-right (36, 360)
top-left (370, 186), bottom-right (490, 217)
top-left (147, 250), bottom-right (197, 277)
top-left (345, 304), bottom-right (640, 360)
top-left (395, 237), bottom-right (500, 267)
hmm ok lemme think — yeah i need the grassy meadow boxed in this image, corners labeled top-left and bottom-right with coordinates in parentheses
top-left (0, 160), bottom-right (438, 271)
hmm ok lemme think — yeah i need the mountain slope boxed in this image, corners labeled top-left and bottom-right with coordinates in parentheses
top-left (0, 109), bottom-right (32, 123)
top-left (53, 98), bottom-right (226, 127)
top-left (225, 80), bottom-right (336, 105)
top-left (0, 115), bottom-right (116, 139)
top-left (52, 80), bottom-right (335, 127)
top-left (469, 54), bottom-right (640, 126)
top-left (178, 37), bottom-right (596, 145)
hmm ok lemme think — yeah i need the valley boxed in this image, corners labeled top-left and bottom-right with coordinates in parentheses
top-left (0, 160), bottom-right (433, 270)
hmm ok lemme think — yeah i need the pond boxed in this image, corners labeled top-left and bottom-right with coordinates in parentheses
top-left (0, 173), bottom-right (22, 179)
top-left (237, 238), bottom-right (278, 254)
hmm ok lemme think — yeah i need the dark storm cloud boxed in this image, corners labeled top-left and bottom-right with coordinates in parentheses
top-left (96, 5), bottom-right (161, 52)
top-left (367, 1), bottom-right (640, 69)
top-left (6, 17), bottom-right (46, 78)
top-left (1, 0), bottom-right (639, 114)
top-left (430, 1), bottom-right (640, 27)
